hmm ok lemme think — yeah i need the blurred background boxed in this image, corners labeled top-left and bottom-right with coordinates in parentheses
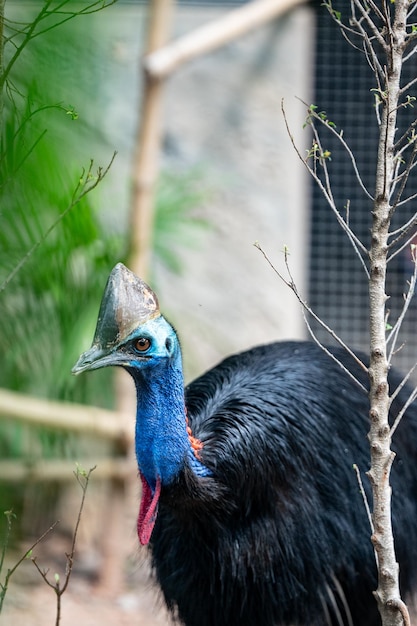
top-left (0, 0), bottom-right (416, 624)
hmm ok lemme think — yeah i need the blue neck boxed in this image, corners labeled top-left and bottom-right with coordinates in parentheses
top-left (130, 352), bottom-right (209, 491)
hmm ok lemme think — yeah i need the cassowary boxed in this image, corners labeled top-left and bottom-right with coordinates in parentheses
top-left (73, 263), bottom-right (417, 626)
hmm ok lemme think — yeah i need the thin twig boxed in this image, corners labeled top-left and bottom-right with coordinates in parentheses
top-left (31, 466), bottom-right (96, 626)
top-left (388, 215), bottom-right (417, 254)
top-left (386, 246), bottom-right (417, 363)
top-left (390, 383), bottom-right (417, 438)
top-left (254, 241), bottom-right (368, 384)
top-left (0, 152), bottom-right (116, 293)
top-left (352, 0), bottom-right (388, 55)
top-left (300, 97), bottom-right (374, 201)
top-left (404, 37), bottom-right (417, 63)
top-left (393, 188), bottom-right (417, 209)
top-left (389, 360), bottom-right (417, 406)
top-left (390, 137), bottom-right (417, 212)
top-left (301, 307), bottom-right (368, 391)
top-left (386, 599), bottom-right (411, 626)
top-left (399, 74), bottom-right (417, 94)
top-left (282, 101), bottom-right (370, 276)
top-left (394, 115), bottom-right (417, 152)
top-left (0, 519), bottom-right (59, 613)
top-left (28, 1), bottom-right (118, 40)
top-left (0, 2), bottom-right (50, 91)
top-left (353, 464), bottom-right (374, 533)
top-left (366, 0), bottom-right (387, 23)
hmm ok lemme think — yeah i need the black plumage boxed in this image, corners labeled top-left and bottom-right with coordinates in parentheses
top-left (73, 264), bottom-right (417, 626)
top-left (152, 341), bottom-right (417, 626)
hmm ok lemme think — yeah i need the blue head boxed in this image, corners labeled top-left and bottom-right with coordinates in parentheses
top-left (72, 264), bottom-right (210, 543)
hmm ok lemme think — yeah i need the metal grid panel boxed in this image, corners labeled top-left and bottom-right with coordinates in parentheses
top-left (309, 4), bottom-right (417, 374)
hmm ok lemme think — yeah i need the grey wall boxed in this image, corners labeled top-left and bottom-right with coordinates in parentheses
top-left (154, 5), bottom-right (315, 378)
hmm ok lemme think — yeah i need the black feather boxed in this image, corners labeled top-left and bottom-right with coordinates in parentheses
top-left (150, 341), bottom-right (417, 626)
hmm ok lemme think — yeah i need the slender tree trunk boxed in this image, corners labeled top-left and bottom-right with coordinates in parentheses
top-left (367, 2), bottom-right (410, 624)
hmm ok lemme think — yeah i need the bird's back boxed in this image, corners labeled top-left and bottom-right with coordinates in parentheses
top-left (150, 341), bottom-right (417, 626)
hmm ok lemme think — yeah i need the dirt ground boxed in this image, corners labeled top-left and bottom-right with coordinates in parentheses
top-left (1, 538), bottom-right (174, 626)
top-left (3, 532), bottom-right (417, 626)
top-left (2, 580), bottom-right (172, 626)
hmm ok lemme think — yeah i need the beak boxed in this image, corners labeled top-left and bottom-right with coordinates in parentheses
top-left (72, 344), bottom-right (128, 375)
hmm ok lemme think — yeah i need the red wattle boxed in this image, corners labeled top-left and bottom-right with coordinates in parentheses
top-left (137, 473), bottom-right (161, 545)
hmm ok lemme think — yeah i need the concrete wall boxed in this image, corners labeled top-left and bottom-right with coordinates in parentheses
top-left (167, 6), bottom-right (313, 378)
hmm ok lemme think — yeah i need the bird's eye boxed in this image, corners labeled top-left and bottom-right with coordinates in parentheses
top-left (135, 337), bottom-right (151, 352)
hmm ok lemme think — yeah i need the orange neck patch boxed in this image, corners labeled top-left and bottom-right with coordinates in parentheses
top-left (185, 413), bottom-right (203, 459)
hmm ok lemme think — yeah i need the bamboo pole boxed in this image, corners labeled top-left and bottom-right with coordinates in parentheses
top-left (144, 0), bottom-right (305, 80)
top-left (0, 388), bottom-right (130, 443)
top-left (129, 0), bottom-right (175, 279)
top-left (103, 1), bottom-right (176, 594)
top-left (0, 458), bottom-right (131, 482)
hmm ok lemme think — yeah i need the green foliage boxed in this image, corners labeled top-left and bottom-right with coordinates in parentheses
top-left (0, 91), bottom-right (122, 405)
top-left (322, 1), bottom-right (341, 22)
top-left (403, 94), bottom-right (416, 108)
top-left (0, 1), bottom-right (209, 611)
top-left (306, 141), bottom-right (332, 164)
top-left (0, 3), bottom-right (125, 519)
top-left (0, 1), bottom-right (210, 478)
top-left (304, 104), bottom-right (337, 129)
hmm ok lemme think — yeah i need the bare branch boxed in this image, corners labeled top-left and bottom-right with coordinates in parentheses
top-left (386, 247), bottom-right (417, 364)
top-left (303, 100), bottom-right (374, 201)
top-left (386, 599), bottom-right (411, 626)
top-left (388, 227), bottom-right (417, 262)
top-left (59, 465), bottom-right (96, 595)
top-left (394, 188), bottom-right (417, 209)
top-left (31, 557), bottom-right (56, 590)
top-left (389, 361), bottom-right (417, 408)
top-left (407, 1), bottom-right (417, 19)
top-left (325, 0), bottom-right (386, 80)
top-left (393, 116), bottom-right (417, 152)
top-left (310, 124), bottom-right (336, 202)
top-left (351, 0), bottom-right (388, 51)
top-left (390, 138), bottom-right (417, 212)
top-left (353, 464), bottom-right (374, 533)
top-left (31, 466), bottom-right (96, 626)
top-left (399, 74), bottom-right (417, 94)
top-left (390, 383), bottom-right (417, 438)
top-left (363, 36), bottom-right (386, 83)
top-left (254, 242), bottom-right (368, 386)
top-left (366, 0), bottom-right (387, 24)
top-left (339, 26), bottom-right (368, 53)
top-left (0, 519), bottom-right (59, 612)
top-left (301, 307), bottom-right (369, 392)
top-left (403, 33), bottom-right (417, 59)
top-left (283, 101), bottom-right (370, 276)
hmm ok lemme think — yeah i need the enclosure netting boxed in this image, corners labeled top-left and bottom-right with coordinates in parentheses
top-left (310, 3), bottom-right (417, 377)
